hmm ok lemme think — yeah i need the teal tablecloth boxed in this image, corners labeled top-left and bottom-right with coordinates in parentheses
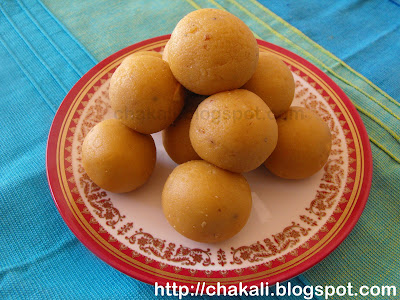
top-left (1, 0), bottom-right (399, 299)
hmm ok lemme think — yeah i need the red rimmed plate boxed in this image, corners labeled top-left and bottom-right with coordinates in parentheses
top-left (46, 35), bottom-right (372, 289)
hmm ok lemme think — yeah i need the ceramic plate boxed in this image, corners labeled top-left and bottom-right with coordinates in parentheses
top-left (46, 35), bottom-right (372, 289)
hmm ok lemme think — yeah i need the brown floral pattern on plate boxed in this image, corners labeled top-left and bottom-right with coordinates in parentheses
top-left (126, 228), bottom-right (213, 266)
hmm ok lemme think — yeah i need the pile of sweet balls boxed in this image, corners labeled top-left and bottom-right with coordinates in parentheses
top-left (82, 9), bottom-right (332, 243)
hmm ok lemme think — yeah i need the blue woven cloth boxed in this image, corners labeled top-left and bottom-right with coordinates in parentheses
top-left (1, 0), bottom-right (399, 299)
top-left (260, 0), bottom-right (400, 101)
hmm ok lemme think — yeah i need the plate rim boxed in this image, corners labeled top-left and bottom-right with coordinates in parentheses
top-left (46, 34), bottom-right (373, 288)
